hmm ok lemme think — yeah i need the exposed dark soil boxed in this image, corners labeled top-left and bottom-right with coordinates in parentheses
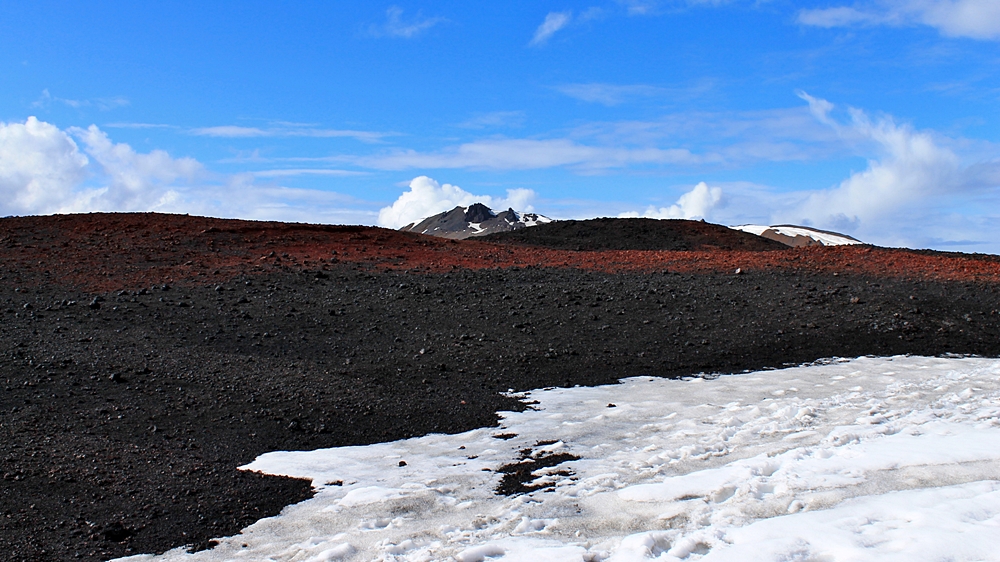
top-left (496, 441), bottom-right (582, 496)
top-left (3, 213), bottom-right (1000, 561)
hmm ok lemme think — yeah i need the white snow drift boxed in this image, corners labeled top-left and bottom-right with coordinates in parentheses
top-left (731, 224), bottom-right (863, 246)
top-left (119, 355), bottom-right (1000, 561)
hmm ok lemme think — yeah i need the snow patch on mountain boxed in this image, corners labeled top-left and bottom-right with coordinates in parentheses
top-left (732, 224), bottom-right (863, 247)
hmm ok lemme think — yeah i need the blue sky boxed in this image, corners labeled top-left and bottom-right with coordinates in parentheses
top-left (2, 1), bottom-right (999, 251)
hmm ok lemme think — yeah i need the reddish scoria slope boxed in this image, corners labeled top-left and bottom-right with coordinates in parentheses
top-left (1, 213), bottom-right (999, 291)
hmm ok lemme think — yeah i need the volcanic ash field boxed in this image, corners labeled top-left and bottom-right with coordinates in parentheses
top-left (4, 213), bottom-right (1000, 561)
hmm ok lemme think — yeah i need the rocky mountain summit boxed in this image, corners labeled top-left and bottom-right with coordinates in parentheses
top-left (399, 203), bottom-right (552, 239)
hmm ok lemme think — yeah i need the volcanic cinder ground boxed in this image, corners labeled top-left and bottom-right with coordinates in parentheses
top-left (3, 213), bottom-right (1000, 562)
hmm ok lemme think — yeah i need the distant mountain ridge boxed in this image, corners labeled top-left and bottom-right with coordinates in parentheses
top-left (399, 203), bottom-right (552, 239)
top-left (400, 204), bottom-right (862, 248)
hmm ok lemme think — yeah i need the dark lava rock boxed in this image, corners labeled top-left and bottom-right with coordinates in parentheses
top-left (480, 217), bottom-right (787, 251)
top-left (464, 203), bottom-right (496, 223)
top-left (3, 254), bottom-right (1000, 561)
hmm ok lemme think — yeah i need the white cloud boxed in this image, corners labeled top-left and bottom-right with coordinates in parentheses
top-left (616, 0), bottom-right (734, 16)
top-left (799, 0), bottom-right (1000, 41)
top-left (69, 124), bottom-right (203, 212)
top-left (619, 181), bottom-right (724, 220)
top-left (0, 116), bottom-right (89, 215)
top-left (287, 128), bottom-right (389, 142)
top-left (618, 0), bottom-right (661, 15)
top-left (629, 98), bottom-right (1000, 252)
top-left (568, 105), bottom-right (845, 166)
top-left (731, 94), bottom-right (1000, 250)
top-left (251, 169), bottom-right (368, 178)
top-left (532, 2), bottom-right (735, 44)
top-left (457, 111), bottom-right (526, 129)
top-left (190, 125), bottom-right (388, 143)
top-left (782, 105), bottom-right (961, 232)
top-left (556, 80), bottom-right (716, 106)
top-left (530, 11), bottom-right (572, 46)
top-left (556, 83), bottom-right (664, 106)
top-left (377, 176), bottom-right (536, 228)
top-left (104, 122), bottom-right (178, 130)
top-left (372, 6), bottom-right (445, 38)
top-left (0, 117), bottom-right (378, 225)
top-left (182, 175), bottom-right (378, 225)
top-left (191, 125), bottom-right (269, 138)
top-left (363, 138), bottom-right (701, 171)
top-left (31, 89), bottom-right (129, 111)
top-left (917, 0), bottom-right (1000, 39)
top-left (798, 6), bottom-right (886, 28)
top-left (0, 118), bottom-right (198, 216)
top-left (796, 90), bottom-right (835, 124)
top-left (579, 7), bottom-right (608, 21)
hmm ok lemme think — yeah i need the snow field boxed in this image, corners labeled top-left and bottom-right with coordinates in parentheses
top-left (118, 356), bottom-right (1000, 561)
top-left (731, 225), bottom-right (862, 246)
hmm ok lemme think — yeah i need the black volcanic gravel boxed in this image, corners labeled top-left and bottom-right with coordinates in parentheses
top-left (479, 217), bottom-right (788, 251)
top-left (3, 264), bottom-right (1000, 560)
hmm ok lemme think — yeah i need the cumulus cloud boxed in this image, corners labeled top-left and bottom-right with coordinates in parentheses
top-left (363, 138), bottom-right (700, 171)
top-left (776, 94), bottom-right (965, 233)
top-left (377, 176), bottom-right (536, 228)
top-left (791, 138), bottom-right (955, 230)
top-left (371, 6), bottom-right (445, 38)
top-left (1, 117), bottom-right (205, 216)
top-left (0, 117), bottom-right (201, 216)
top-left (530, 11), bottom-right (572, 46)
top-left (0, 117), bottom-right (90, 215)
top-left (619, 181), bottom-right (723, 220)
top-left (70, 124), bottom-right (203, 212)
top-left (0, 116), bottom-right (377, 225)
top-left (799, 0), bottom-right (1000, 41)
top-left (641, 96), bottom-right (1000, 251)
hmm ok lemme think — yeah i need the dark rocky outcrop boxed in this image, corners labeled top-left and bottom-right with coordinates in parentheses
top-left (481, 217), bottom-right (787, 251)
